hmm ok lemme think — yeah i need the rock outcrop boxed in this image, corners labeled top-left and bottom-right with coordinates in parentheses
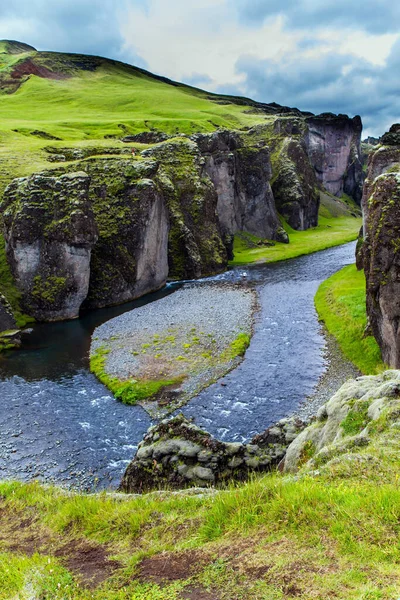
top-left (193, 130), bottom-right (288, 242)
top-left (271, 123), bottom-right (320, 230)
top-left (283, 370), bottom-right (400, 474)
top-left (306, 114), bottom-right (363, 203)
top-left (119, 414), bottom-right (304, 492)
top-left (0, 293), bottom-right (16, 332)
top-left (358, 125), bottom-right (400, 367)
top-left (2, 172), bottom-right (98, 320)
top-left (1, 111), bottom-right (363, 321)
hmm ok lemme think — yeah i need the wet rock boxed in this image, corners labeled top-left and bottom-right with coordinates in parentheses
top-left (119, 413), bottom-right (305, 492)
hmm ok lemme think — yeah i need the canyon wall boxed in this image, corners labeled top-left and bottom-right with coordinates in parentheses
top-left (0, 113), bottom-right (363, 322)
top-left (358, 124), bottom-right (400, 367)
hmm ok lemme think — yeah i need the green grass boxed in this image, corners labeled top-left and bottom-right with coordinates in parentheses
top-left (1, 470), bottom-right (400, 598)
top-left (90, 346), bottom-right (183, 405)
top-left (230, 214), bottom-right (362, 266)
top-left (315, 265), bottom-right (385, 374)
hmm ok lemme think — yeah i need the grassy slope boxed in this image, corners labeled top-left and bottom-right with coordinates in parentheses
top-left (315, 265), bottom-right (385, 374)
top-left (230, 193), bottom-right (362, 266)
top-left (1, 465), bottom-right (400, 599)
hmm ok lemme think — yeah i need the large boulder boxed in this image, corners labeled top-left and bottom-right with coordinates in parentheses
top-left (119, 413), bottom-right (305, 492)
top-left (283, 370), bottom-right (400, 473)
top-left (1, 172), bottom-right (98, 320)
top-left (359, 126), bottom-right (400, 366)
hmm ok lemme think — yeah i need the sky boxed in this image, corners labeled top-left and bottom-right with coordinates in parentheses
top-left (0, 0), bottom-right (399, 136)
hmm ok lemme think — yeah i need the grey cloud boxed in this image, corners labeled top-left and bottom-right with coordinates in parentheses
top-left (221, 46), bottom-right (400, 135)
top-left (0, 0), bottom-right (147, 66)
top-left (233, 0), bottom-right (400, 34)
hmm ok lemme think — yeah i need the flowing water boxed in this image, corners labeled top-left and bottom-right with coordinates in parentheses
top-left (0, 242), bottom-right (356, 490)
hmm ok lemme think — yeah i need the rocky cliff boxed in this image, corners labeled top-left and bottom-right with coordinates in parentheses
top-left (2, 172), bottom-right (98, 320)
top-left (306, 114), bottom-right (363, 203)
top-left (0, 293), bottom-right (16, 333)
top-left (1, 134), bottom-right (286, 319)
top-left (358, 125), bottom-right (400, 367)
top-left (0, 113), bottom-right (363, 321)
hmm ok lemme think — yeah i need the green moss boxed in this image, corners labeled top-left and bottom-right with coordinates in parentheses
top-left (341, 401), bottom-right (370, 436)
top-left (228, 333), bottom-right (251, 358)
top-left (90, 346), bottom-right (183, 405)
top-left (298, 440), bottom-right (316, 466)
top-left (31, 275), bottom-right (67, 304)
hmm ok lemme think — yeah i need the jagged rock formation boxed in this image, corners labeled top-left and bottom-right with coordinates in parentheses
top-left (306, 114), bottom-right (363, 203)
top-left (358, 125), bottom-right (400, 367)
top-left (193, 130), bottom-right (287, 242)
top-left (2, 172), bottom-right (98, 320)
top-left (119, 414), bottom-right (304, 492)
top-left (1, 133), bottom-right (293, 319)
top-left (0, 293), bottom-right (16, 332)
top-left (270, 118), bottom-right (320, 230)
top-left (283, 370), bottom-right (400, 474)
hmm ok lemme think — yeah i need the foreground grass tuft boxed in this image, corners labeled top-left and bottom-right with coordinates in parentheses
top-left (315, 264), bottom-right (385, 374)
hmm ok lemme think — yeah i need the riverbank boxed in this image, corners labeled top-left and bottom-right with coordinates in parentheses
top-left (315, 264), bottom-right (385, 374)
top-left (90, 284), bottom-right (256, 417)
top-left (230, 214), bottom-right (361, 266)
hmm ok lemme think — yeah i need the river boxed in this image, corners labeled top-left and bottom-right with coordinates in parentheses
top-left (0, 242), bottom-right (356, 490)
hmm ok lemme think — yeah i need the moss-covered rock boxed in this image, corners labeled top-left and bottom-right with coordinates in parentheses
top-left (1, 171), bottom-right (98, 320)
top-left (119, 413), bottom-right (305, 492)
top-left (283, 370), bottom-right (400, 474)
top-left (360, 127), bottom-right (400, 366)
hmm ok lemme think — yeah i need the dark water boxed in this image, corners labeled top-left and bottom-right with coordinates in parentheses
top-left (0, 243), bottom-right (356, 490)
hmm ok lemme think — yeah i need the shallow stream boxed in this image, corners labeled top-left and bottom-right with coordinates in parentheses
top-left (0, 242), bottom-right (356, 490)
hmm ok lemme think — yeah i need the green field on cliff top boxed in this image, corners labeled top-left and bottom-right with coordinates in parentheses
top-left (0, 41), bottom-right (269, 193)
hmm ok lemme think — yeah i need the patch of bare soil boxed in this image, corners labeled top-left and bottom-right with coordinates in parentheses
top-left (0, 505), bottom-right (120, 589)
top-left (138, 549), bottom-right (210, 584)
top-left (54, 540), bottom-right (121, 589)
top-left (11, 58), bottom-right (69, 80)
top-left (0, 507), bottom-right (54, 556)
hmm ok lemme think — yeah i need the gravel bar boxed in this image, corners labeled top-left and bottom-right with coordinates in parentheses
top-left (91, 283), bottom-right (257, 417)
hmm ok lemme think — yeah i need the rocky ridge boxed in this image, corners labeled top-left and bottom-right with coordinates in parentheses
top-left (120, 369), bottom-right (400, 492)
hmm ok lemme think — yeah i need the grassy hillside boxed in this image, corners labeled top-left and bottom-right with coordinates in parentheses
top-left (0, 41), bottom-right (271, 194)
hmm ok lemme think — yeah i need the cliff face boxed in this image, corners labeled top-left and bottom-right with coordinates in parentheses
top-left (0, 112), bottom-right (363, 322)
top-left (359, 125), bottom-right (400, 367)
top-left (0, 293), bottom-right (16, 333)
top-left (2, 172), bottom-right (98, 321)
top-left (306, 114), bottom-right (363, 203)
top-left (193, 130), bottom-right (287, 242)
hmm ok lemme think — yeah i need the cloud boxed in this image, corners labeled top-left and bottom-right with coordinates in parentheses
top-left (0, 0), bottom-right (398, 135)
top-left (228, 41), bottom-right (400, 136)
top-left (0, 0), bottom-right (144, 65)
top-left (233, 0), bottom-right (400, 35)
